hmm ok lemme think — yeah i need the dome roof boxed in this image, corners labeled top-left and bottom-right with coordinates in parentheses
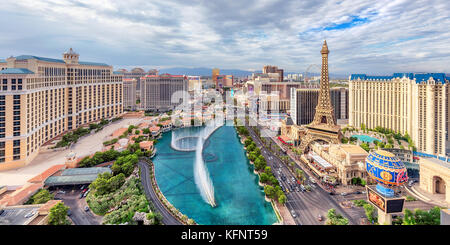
top-left (365, 150), bottom-right (408, 187)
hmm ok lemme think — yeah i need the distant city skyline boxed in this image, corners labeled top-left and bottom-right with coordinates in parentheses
top-left (1, 0), bottom-right (449, 74)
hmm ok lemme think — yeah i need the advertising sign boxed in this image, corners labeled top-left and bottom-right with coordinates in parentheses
top-left (367, 186), bottom-right (386, 212)
top-left (366, 186), bottom-right (405, 214)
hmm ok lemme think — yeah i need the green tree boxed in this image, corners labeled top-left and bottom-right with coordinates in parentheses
top-left (403, 207), bottom-right (441, 225)
top-left (326, 209), bottom-right (349, 225)
top-left (363, 203), bottom-right (377, 224)
top-left (295, 168), bottom-right (305, 182)
top-left (278, 194), bottom-right (287, 205)
top-left (26, 189), bottom-right (54, 204)
top-left (247, 143), bottom-right (256, 152)
top-left (48, 202), bottom-right (71, 225)
top-left (264, 185), bottom-right (276, 199)
top-left (259, 173), bottom-right (269, 183)
top-left (403, 209), bottom-right (416, 225)
top-left (360, 142), bottom-right (370, 152)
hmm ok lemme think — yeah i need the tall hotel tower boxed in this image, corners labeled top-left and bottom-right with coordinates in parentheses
top-left (0, 49), bottom-right (123, 170)
top-left (349, 73), bottom-right (450, 157)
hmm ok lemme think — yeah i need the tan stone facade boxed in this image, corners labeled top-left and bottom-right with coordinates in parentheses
top-left (123, 78), bottom-right (137, 110)
top-left (349, 74), bottom-right (450, 157)
top-left (311, 143), bottom-right (368, 185)
top-left (419, 157), bottom-right (450, 204)
top-left (0, 49), bottom-right (123, 171)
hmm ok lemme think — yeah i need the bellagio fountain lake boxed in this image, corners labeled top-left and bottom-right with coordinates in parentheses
top-left (152, 123), bottom-right (278, 225)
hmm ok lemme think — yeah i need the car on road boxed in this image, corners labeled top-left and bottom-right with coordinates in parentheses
top-left (57, 190), bottom-right (66, 194)
top-left (310, 178), bottom-right (316, 184)
top-left (24, 211), bottom-right (35, 218)
top-left (80, 185), bottom-right (86, 190)
top-left (318, 215), bottom-right (323, 221)
top-left (341, 192), bottom-right (348, 196)
top-left (300, 185), bottom-right (306, 192)
top-left (79, 193), bottom-right (84, 199)
top-left (84, 206), bottom-right (90, 212)
top-left (291, 211), bottom-right (297, 218)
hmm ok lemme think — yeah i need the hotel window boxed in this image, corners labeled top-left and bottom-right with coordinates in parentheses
top-left (2, 79), bottom-right (6, 84)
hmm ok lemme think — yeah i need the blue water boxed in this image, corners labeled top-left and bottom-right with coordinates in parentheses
top-left (351, 134), bottom-right (380, 143)
top-left (152, 126), bottom-right (278, 225)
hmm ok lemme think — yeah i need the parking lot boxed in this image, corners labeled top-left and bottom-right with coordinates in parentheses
top-left (51, 185), bottom-right (102, 225)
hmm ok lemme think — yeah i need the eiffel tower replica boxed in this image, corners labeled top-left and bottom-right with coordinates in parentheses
top-left (299, 40), bottom-right (342, 152)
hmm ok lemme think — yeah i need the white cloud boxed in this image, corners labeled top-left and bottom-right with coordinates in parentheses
top-left (0, 0), bottom-right (449, 75)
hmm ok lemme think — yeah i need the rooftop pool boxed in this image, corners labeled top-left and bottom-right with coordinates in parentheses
top-left (152, 126), bottom-right (278, 225)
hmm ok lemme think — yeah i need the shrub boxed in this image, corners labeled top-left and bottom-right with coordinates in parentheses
top-left (25, 189), bottom-right (54, 204)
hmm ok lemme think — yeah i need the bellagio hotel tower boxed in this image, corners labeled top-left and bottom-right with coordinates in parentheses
top-left (0, 49), bottom-right (123, 170)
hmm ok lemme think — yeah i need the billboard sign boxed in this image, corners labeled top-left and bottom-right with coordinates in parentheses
top-left (367, 186), bottom-right (386, 212)
top-left (366, 186), bottom-right (405, 214)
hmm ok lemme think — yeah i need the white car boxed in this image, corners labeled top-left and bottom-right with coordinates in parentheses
top-left (24, 211), bottom-right (35, 218)
top-left (291, 211), bottom-right (297, 218)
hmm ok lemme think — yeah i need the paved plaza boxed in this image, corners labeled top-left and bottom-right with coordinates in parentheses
top-left (0, 118), bottom-right (145, 187)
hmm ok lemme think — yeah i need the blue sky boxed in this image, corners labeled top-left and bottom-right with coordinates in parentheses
top-left (0, 0), bottom-right (449, 75)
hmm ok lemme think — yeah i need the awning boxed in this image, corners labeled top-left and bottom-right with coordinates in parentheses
top-left (309, 152), bottom-right (333, 169)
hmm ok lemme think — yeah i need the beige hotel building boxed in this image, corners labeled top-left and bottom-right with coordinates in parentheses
top-left (0, 49), bottom-right (123, 171)
top-left (349, 73), bottom-right (450, 157)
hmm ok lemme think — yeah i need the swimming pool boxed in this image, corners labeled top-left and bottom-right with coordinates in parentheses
top-left (351, 134), bottom-right (380, 143)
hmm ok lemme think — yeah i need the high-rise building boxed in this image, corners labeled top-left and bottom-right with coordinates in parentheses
top-left (246, 77), bottom-right (309, 113)
top-left (123, 78), bottom-right (137, 111)
top-left (212, 68), bottom-right (220, 86)
top-left (0, 49), bottom-right (123, 170)
top-left (290, 86), bottom-right (348, 126)
top-left (349, 73), bottom-right (450, 157)
top-left (115, 68), bottom-right (158, 102)
top-left (140, 74), bottom-right (188, 112)
top-left (263, 65), bottom-right (284, 82)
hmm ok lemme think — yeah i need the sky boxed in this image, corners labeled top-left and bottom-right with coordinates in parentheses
top-left (0, 0), bottom-right (449, 75)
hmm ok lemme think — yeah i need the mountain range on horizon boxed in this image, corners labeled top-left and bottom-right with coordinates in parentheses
top-left (158, 67), bottom-right (350, 79)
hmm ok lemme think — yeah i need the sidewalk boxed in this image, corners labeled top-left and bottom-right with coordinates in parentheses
top-left (276, 202), bottom-right (296, 225)
top-left (0, 117), bottom-right (145, 186)
top-left (405, 184), bottom-right (449, 208)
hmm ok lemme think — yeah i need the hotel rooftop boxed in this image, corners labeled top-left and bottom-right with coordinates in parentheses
top-left (350, 73), bottom-right (450, 83)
